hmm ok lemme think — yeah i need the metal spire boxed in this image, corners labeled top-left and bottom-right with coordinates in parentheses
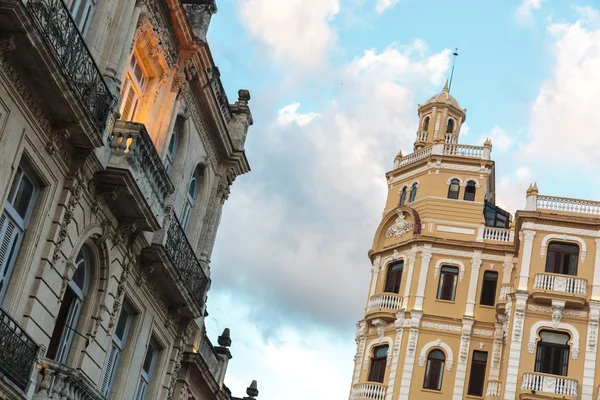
top-left (448, 48), bottom-right (459, 93)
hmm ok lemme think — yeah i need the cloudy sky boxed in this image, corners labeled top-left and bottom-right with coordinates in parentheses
top-left (202, 1), bottom-right (600, 399)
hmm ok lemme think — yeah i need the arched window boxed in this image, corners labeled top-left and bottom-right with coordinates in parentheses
top-left (535, 330), bottom-right (570, 376)
top-left (437, 266), bottom-right (458, 301)
top-left (423, 116), bottom-right (430, 131)
top-left (464, 181), bottom-right (476, 201)
top-left (384, 261), bottom-right (404, 293)
top-left (446, 119), bottom-right (454, 133)
top-left (368, 345), bottom-right (388, 383)
top-left (181, 169), bottom-right (198, 230)
top-left (165, 119), bottom-right (181, 173)
top-left (47, 245), bottom-right (91, 363)
top-left (545, 242), bottom-right (579, 276)
top-left (479, 271), bottom-right (498, 306)
top-left (423, 350), bottom-right (445, 390)
top-left (409, 183), bottom-right (418, 203)
top-left (447, 179), bottom-right (460, 200)
top-left (399, 187), bottom-right (407, 206)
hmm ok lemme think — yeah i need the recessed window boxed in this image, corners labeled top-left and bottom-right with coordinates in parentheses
top-left (423, 350), bottom-right (445, 390)
top-left (535, 330), bottom-right (570, 376)
top-left (135, 338), bottom-right (159, 400)
top-left (479, 271), bottom-right (498, 306)
top-left (446, 119), bottom-right (454, 133)
top-left (399, 187), bottom-right (407, 206)
top-left (545, 242), bottom-right (579, 276)
top-left (447, 179), bottom-right (460, 200)
top-left (464, 181), bottom-right (476, 201)
top-left (423, 116), bottom-right (430, 131)
top-left (467, 351), bottom-right (488, 396)
top-left (69, 0), bottom-right (96, 36)
top-left (119, 53), bottom-right (147, 121)
top-left (368, 345), bottom-right (388, 383)
top-left (165, 118), bottom-right (181, 173)
top-left (437, 266), bottom-right (458, 301)
top-left (384, 261), bottom-right (403, 294)
top-left (409, 183), bottom-right (418, 203)
top-left (100, 301), bottom-right (134, 396)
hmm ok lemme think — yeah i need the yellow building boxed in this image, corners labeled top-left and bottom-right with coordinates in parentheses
top-left (349, 82), bottom-right (598, 400)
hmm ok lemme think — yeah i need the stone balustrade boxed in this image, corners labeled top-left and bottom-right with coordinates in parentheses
top-left (485, 379), bottom-right (502, 398)
top-left (527, 194), bottom-right (600, 216)
top-left (521, 373), bottom-right (578, 398)
top-left (350, 383), bottom-right (386, 400)
top-left (34, 359), bottom-right (104, 400)
top-left (396, 147), bottom-right (432, 169)
top-left (533, 273), bottom-right (587, 296)
top-left (498, 284), bottom-right (513, 302)
top-left (482, 227), bottom-right (514, 243)
top-left (416, 131), bottom-right (428, 141)
top-left (443, 143), bottom-right (486, 158)
top-left (367, 293), bottom-right (403, 312)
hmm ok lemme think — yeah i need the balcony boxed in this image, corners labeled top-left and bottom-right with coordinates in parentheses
top-left (35, 359), bottom-right (103, 400)
top-left (484, 379), bottom-right (502, 399)
top-left (366, 293), bottom-right (403, 321)
top-left (531, 273), bottom-right (587, 307)
top-left (350, 383), bottom-right (386, 400)
top-left (0, 0), bottom-right (113, 148)
top-left (477, 226), bottom-right (514, 243)
top-left (520, 373), bottom-right (577, 399)
top-left (496, 284), bottom-right (513, 313)
top-left (95, 121), bottom-right (174, 231)
top-left (394, 142), bottom-right (491, 171)
top-left (0, 308), bottom-right (39, 394)
top-left (141, 208), bottom-right (210, 318)
top-left (526, 192), bottom-right (600, 219)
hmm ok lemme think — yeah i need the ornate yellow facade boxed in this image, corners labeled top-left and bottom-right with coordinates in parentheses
top-left (349, 83), bottom-right (599, 400)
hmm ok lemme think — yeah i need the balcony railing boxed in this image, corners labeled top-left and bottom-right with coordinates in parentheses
top-left (350, 383), bottom-right (386, 400)
top-left (36, 359), bottom-right (104, 400)
top-left (528, 194), bottom-right (600, 216)
top-left (482, 227), bottom-right (514, 243)
top-left (367, 294), bottom-right (403, 312)
top-left (498, 284), bottom-right (513, 302)
top-left (521, 373), bottom-right (577, 398)
top-left (164, 211), bottom-right (210, 311)
top-left (397, 146), bottom-right (432, 169)
top-left (0, 308), bottom-right (39, 391)
top-left (25, 0), bottom-right (113, 135)
top-left (416, 131), bottom-right (428, 141)
top-left (533, 274), bottom-right (587, 296)
top-left (485, 379), bottom-right (502, 398)
top-left (443, 143), bottom-right (485, 158)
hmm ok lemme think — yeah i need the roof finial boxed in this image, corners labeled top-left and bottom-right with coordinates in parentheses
top-left (448, 48), bottom-right (458, 93)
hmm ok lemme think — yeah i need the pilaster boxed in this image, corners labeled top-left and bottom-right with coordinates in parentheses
top-left (398, 311), bottom-right (422, 399)
top-left (452, 318), bottom-right (473, 400)
top-left (351, 320), bottom-right (367, 386)
top-left (385, 312), bottom-right (405, 400)
top-left (593, 239), bottom-right (600, 301)
top-left (582, 302), bottom-right (600, 398)
top-left (517, 230), bottom-right (536, 291)
top-left (464, 251), bottom-right (482, 317)
top-left (368, 256), bottom-right (381, 300)
top-left (401, 246), bottom-right (417, 310)
top-left (503, 293), bottom-right (528, 399)
top-left (413, 245), bottom-right (432, 311)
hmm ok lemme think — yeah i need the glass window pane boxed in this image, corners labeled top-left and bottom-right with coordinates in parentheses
top-left (115, 307), bottom-right (131, 341)
top-left (142, 342), bottom-right (157, 374)
top-left (374, 346), bottom-right (388, 358)
top-left (12, 175), bottom-right (34, 219)
top-left (540, 331), bottom-right (570, 345)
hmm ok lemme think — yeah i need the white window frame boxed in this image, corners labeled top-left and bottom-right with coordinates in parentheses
top-left (135, 338), bottom-right (159, 400)
top-left (165, 121), bottom-right (180, 173)
top-left (69, 0), bottom-right (97, 36)
top-left (119, 52), bottom-right (148, 121)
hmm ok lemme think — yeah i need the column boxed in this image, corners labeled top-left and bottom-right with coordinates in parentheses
top-left (104, 0), bottom-right (137, 78)
top-left (503, 293), bottom-right (528, 399)
top-left (489, 322), bottom-right (504, 380)
top-left (385, 312), bottom-right (405, 400)
top-left (502, 253), bottom-right (514, 284)
top-left (351, 320), bottom-right (367, 386)
top-left (401, 246), bottom-right (417, 309)
top-left (592, 239), bottom-right (600, 301)
top-left (115, 3), bottom-right (143, 83)
top-left (452, 318), bottom-right (473, 400)
top-left (398, 311), bottom-right (422, 399)
top-left (367, 256), bottom-right (381, 306)
top-left (517, 230), bottom-right (536, 291)
top-left (464, 251), bottom-right (482, 317)
top-left (582, 303), bottom-right (600, 398)
top-left (413, 245), bottom-right (432, 311)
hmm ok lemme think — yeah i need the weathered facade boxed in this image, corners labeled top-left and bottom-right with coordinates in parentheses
top-left (0, 0), bottom-right (256, 398)
top-left (349, 81), bottom-right (600, 399)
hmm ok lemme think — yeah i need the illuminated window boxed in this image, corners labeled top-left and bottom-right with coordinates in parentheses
top-left (119, 53), bottom-right (147, 121)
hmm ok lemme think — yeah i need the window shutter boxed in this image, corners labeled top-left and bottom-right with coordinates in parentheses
top-left (120, 81), bottom-right (139, 121)
top-left (100, 342), bottom-right (120, 395)
top-left (134, 379), bottom-right (147, 400)
top-left (0, 212), bottom-right (22, 297)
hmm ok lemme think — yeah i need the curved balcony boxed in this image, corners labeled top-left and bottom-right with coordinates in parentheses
top-left (531, 273), bottom-right (587, 307)
top-left (35, 359), bottom-right (104, 400)
top-left (366, 293), bottom-right (403, 321)
top-left (520, 373), bottom-right (577, 400)
top-left (350, 383), bottom-right (386, 400)
top-left (484, 379), bottom-right (502, 399)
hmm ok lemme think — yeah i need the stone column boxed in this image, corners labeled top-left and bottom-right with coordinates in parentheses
top-left (452, 318), bottom-right (473, 400)
top-left (413, 245), bottom-right (432, 311)
top-left (517, 230), bottom-right (536, 291)
top-left (489, 322), bottom-right (504, 379)
top-left (401, 247), bottom-right (417, 310)
top-left (351, 320), bottom-right (367, 386)
top-left (104, 0), bottom-right (137, 79)
top-left (464, 251), bottom-right (482, 317)
top-left (582, 303), bottom-right (600, 398)
top-left (502, 254), bottom-right (514, 284)
top-left (503, 293), bottom-right (528, 399)
top-left (368, 256), bottom-right (381, 301)
top-left (385, 312), bottom-right (405, 400)
top-left (115, 2), bottom-right (143, 84)
top-left (398, 311), bottom-right (422, 399)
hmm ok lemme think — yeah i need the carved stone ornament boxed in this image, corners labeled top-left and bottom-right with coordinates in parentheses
top-left (52, 175), bottom-right (84, 264)
top-left (552, 306), bottom-right (563, 329)
top-left (418, 356), bottom-right (426, 367)
top-left (446, 360), bottom-right (454, 371)
top-left (385, 210), bottom-right (414, 238)
top-left (528, 341), bottom-right (536, 354)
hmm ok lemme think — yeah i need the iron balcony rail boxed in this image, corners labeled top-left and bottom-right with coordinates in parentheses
top-left (25, 0), bottom-right (113, 134)
top-left (165, 211), bottom-right (210, 311)
top-left (0, 307), bottom-right (40, 390)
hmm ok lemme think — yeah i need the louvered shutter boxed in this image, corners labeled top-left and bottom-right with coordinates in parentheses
top-left (100, 342), bottom-right (120, 395)
top-left (0, 212), bottom-right (22, 298)
top-left (55, 298), bottom-right (82, 363)
top-left (134, 379), bottom-right (147, 400)
top-left (119, 81), bottom-right (139, 121)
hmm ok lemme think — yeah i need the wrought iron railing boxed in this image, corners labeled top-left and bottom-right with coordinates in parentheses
top-left (36, 359), bottom-right (104, 400)
top-left (165, 212), bottom-right (210, 310)
top-left (0, 307), bottom-right (40, 390)
top-left (25, 0), bottom-right (113, 134)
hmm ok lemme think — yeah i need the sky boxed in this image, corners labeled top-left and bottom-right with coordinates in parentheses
top-left (201, 1), bottom-right (600, 399)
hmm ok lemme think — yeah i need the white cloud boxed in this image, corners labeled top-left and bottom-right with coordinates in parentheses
top-left (376, 0), bottom-right (399, 14)
top-left (276, 103), bottom-right (320, 126)
top-left (496, 166), bottom-right (533, 213)
top-left (238, 0), bottom-right (340, 68)
top-left (478, 125), bottom-right (513, 152)
top-left (515, 0), bottom-right (544, 24)
top-left (521, 12), bottom-right (600, 167)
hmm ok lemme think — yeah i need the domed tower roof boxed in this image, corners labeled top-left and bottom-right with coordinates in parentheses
top-left (424, 79), bottom-right (461, 109)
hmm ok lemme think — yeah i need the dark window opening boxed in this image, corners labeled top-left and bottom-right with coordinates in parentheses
top-left (479, 271), bottom-right (498, 306)
top-left (545, 242), bottom-right (579, 276)
top-left (464, 181), bottom-right (476, 201)
top-left (484, 200), bottom-right (511, 228)
top-left (423, 350), bottom-right (445, 390)
top-left (446, 119), bottom-right (454, 133)
top-left (535, 331), bottom-right (570, 376)
top-left (400, 187), bottom-right (407, 206)
top-left (368, 345), bottom-right (389, 383)
top-left (448, 179), bottom-right (460, 200)
top-left (467, 351), bottom-right (488, 396)
top-left (437, 266), bottom-right (458, 301)
top-left (423, 116), bottom-right (430, 131)
top-left (409, 183), bottom-right (418, 202)
top-left (384, 262), bottom-right (404, 293)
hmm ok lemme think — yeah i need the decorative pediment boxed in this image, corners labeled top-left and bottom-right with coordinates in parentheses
top-left (385, 210), bottom-right (414, 238)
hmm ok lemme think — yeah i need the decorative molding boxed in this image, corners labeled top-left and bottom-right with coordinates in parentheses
top-left (433, 259), bottom-right (466, 281)
top-left (540, 233), bottom-right (587, 262)
top-left (421, 321), bottom-right (461, 332)
top-left (521, 222), bottom-right (600, 238)
top-left (436, 225), bottom-right (475, 235)
top-left (385, 210), bottom-right (414, 238)
top-left (363, 336), bottom-right (394, 370)
top-left (473, 329), bottom-right (494, 337)
top-left (429, 247), bottom-right (509, 262)
top-left (53, 175), bottom-right (85, 265)
top-left (527, 304), bottom-right (587, 317)
top-left (528, 320), bottom-right (580, 360)
top-left (418, 339), bottom-right (454, 371)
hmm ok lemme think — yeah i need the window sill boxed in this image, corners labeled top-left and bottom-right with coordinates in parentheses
top-left (465, 395), bottom-right (484, 399)
top-left (478, 305), bottom-right (495, 309)
top-left (421, 388), bottom-right (443, 394)
top-left (435, 299), bottom-right (456, 304)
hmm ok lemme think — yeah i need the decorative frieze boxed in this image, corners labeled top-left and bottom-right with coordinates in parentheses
top-left (527, 304), bottom-right (587, 317)
top-left (385, 211), bottom-right (414, 238)
top-left (421, 322), bottom-right (461, 332)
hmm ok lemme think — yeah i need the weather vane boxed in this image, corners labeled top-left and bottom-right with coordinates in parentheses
top-left (448, 48), bottom-right (459, 93)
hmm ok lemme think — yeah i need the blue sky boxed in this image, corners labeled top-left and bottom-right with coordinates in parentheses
top-left (201, 1), bottom-right (600, 399)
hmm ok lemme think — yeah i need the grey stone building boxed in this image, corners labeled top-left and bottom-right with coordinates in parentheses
top-left (0, 0), bottom-right (257, 398)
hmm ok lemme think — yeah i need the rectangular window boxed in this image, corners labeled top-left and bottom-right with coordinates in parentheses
top-left (100, 301), bottom-right (134, 396)
top-left (545, 242), bottom-right (579, 276)
top-left (69, 0), bottom-right (95, 36)
top-left (479, 271), bottom-right (498, 306)
top-left (368, 346), bottom-right (388, 383)
top-left (119, 53), bottom-right (147, 121)
top-left (436, 266), bottom-right (458, 301)
top-left (384, 262), bottom-right (404, 293)
top-left (535, 344), bottom-right (569, 376)
top-left (467, 351), bottom-right (488, 396)
top-left (135, 338), bottom-right (159, 400)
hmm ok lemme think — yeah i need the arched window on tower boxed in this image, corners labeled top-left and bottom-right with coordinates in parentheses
top-left (384, 261), bottom-right (404, 293)
top-left (535, 330), bottom-right (570, 376)
top-left (447, 179), bottom-right (460, 200)
top-left (423, 116), bottom-right (430, 131)
top-left (409, 183), bottom-right (418, 202)
top-left (423, 350), bottom-right (445, 390)
top-left (165, 118), bottom-right (181, 173)
top-left (464, 180), bottom-right (476, 201)
top-left (446, 119), bottom-right (454, 133)
top-left (368, 345), bottom-right (389, 383)
top-left (47, 245), bottom-right (91, 364)
top-left (399, 187), bottom-right (407, 206)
